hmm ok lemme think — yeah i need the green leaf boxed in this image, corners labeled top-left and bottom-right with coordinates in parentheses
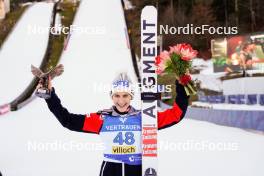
top-left (170, 53), bottom-right (180, 65)
top-left (165, 64), bottom-right (174, 73)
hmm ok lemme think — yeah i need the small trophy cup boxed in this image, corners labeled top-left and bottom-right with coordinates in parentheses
top-left (31, 64), bottom-right (64, 99)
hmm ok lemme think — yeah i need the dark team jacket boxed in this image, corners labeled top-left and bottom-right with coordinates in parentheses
top-left (45, 81), bottom-right (189, 133)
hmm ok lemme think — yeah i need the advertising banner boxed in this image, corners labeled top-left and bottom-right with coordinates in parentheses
top-left (212, 34), bottom-right (264, 72)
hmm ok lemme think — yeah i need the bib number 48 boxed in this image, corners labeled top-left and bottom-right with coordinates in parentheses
top-left (113, 132), bottom-right (135, 145)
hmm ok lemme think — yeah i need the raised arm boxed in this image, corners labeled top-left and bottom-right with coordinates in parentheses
top-left (45, 88), bottom-right (103, 134)
top-left (158, 81), bottom-right (189, 130)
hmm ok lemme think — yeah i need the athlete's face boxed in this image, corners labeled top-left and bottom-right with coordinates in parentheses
top-left (112, 92), bottom-right (132, 112)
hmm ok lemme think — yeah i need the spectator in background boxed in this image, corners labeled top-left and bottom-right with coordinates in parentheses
top-left (240, 42), bottom-right (254, 76)
top-left (226, 41), bottom-right (243, 73)
top-left (235, 41), bottom-right (242, 54)
top-left (0, 0), bottom-right (6, 20)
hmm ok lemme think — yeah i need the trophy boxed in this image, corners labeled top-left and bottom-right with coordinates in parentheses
top-left (31, 64), bottom-right (64, 99)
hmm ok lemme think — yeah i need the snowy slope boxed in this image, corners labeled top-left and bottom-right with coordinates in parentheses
top-left (0, 1), bottom-right (264, 176)
top-left (53, 0), bottom-right (139, 112)
top-left (0, 0), bottom-right (137, 175)
top-left (159, 119), bottom-right (264, 176)
top-left (0, 2), bottom-right (53, 105)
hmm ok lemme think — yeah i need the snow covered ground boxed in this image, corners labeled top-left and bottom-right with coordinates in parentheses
top-left (159, 119), bottom-right (264, 176)
top-left (222, 77), bottom-right (264, 95)
top-left (192, 59), bottom-right (225, 92)
top-left (192, 101), bottom-right (264, 111)
top-left (192, 58), bottom-right (264, 93)
top-left (0, 2), bottom-right (54, 105)
top-left (0, 1), bottom-right (264, 176)
top-left (192, 59), bottom-right (264, 110)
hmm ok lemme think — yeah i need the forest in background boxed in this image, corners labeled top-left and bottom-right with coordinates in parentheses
top-left (125, 0), bottom-right (264, 59)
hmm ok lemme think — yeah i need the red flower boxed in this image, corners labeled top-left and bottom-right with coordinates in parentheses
top-left (155, 53), bottom-right (170, 75)
top-left (155, 55), bottom-right (163, 74)
top-left (180, 44), bottom-right (197, 61)
top-left (155, 55), bottom-right (161, 66)
top-left (179, 74), bottom-right (192, 85)
top-left (180, 43), bottom-right (192, 50)
top-left (169, 43), bottom-right (197, 61)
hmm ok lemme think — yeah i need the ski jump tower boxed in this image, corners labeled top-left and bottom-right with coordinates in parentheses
top-left (0, 0), bottom-right (10, 20)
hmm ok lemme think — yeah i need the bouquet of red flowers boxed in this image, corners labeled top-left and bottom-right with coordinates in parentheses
top-left (155, 43), bottom-right (197, 96)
